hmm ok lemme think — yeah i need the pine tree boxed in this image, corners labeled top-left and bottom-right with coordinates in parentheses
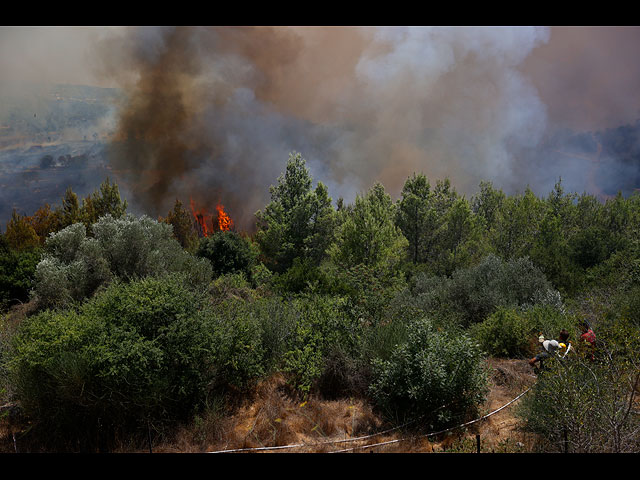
top-left (255, 152), bottom-right (335, 272)
top-left (4, 209), bottom-right (40, 251)
top-left (160, 199), bottom-right (199, 252)
top-left (329, 182), bottom-right (407, 269)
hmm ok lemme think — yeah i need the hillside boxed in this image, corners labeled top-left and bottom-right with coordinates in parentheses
top-left (0, 357), bottom-right (536, 454)
top-left (2, 156), bottom-right (639, 454)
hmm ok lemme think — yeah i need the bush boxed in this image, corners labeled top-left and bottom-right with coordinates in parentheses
top-left (410, 254), bottom-right (562, 327)
top-left (591, 316), bottom-right (640, 368)
top-left (196, 231), bottom-right (258, 279)
top-left (0, 242), bottom-right (41, 311)
top-left (517, 356), bottom-right (640, 453)
top-left (330, 262), bottom-right (408, 327)
top-left (369, 318), bottom-right (489, 427)
top-left (270, 257), bottom-right (330, 294)
top-left (208, 271), bottom-right (256, 305)
top-left (199, 297), bottom-right (268, 390)
top-left (245, 296), bottom-right (298, 373)
top-left (315, 344), bottom-right (373, 400)
top-left (521, 304), bottom-right (576, 342)
top-left (471, 305), bottom-right (576, 358)
top-left (8, 275), bottom-right (218, 449)
top-left (250, 263), bottom-right (273, 290)
top-left (615, 284), bottom-right (640, 329)
top-left (470, 307), bottom-right (531, 358)
top-left (191, 293), bottom-right (300, 391)
top-left (282, 295), bottom-right (360, 396)
top-left (517, 310), bottom-right (640, 453)
top-left (34, 215), bottom-right (212, 309)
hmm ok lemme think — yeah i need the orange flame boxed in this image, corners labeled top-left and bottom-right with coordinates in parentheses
top-left (216, 204), bottom-right (233, 231)
top-left (189, 198), bottom-right (233, 236)
top-left (190, 198), bottom-right (211, 237)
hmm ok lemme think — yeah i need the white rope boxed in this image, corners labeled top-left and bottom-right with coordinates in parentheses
top-left (208, 413), bottom-right (425, 453)
top-left (207, 385), bottom-right (532, 454)
top-left (331, 385), bottom-right (532, 453)
top-left (209, 443), bottom-right (306, 453)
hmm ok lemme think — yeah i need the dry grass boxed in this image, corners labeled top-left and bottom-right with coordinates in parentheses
top-left (150, 373), bottom-right (386, 453)
top-left (144, 358), bottom-right (539, 454)
top-left (470, 358), bottom-right (538, 452)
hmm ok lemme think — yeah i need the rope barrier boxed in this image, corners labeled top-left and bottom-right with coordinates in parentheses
top-left (331, 385), bottom-right (532, 453)
top-left (208, 414), bottom-right (425, 453)
top-left (207, 385), bottom-right (533, 454)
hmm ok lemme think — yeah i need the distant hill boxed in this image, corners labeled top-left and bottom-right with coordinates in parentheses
top-left (0, 84), bottom-right (122, 228)
top-left (0, 83), bottom-right (122, 148)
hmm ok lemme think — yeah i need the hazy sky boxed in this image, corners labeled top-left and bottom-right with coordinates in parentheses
top-left (2, 26), bottom-right (639, 228)
top-left (3, 26), bottom-right (639, 130)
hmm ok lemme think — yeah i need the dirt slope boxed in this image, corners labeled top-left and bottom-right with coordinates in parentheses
top-left (151, 358), bottom-right (538, 454)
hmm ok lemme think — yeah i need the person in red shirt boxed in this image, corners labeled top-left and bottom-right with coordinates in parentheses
top-left (579, 320), bottom-right (596, 361)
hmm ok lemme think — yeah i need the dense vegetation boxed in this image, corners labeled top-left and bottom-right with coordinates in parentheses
top-left (1, 152), bottom-right (639, 452)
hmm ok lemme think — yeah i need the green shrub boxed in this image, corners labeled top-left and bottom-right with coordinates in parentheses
top-left (370, 318), bottom-right (489, 427)
top-left (517, 356), bottom-right (640, 453)
top-left (331, 263), bottom-right (408, 326)
top-left (592, 316), bottom-right (640, 368)
top-left (247, 296), bottom-right (298, 372)
top-left (359, 313), bottom-right (411, 365)
top-left (250, 262), bottom-right (273, 289)
top-left (0, 242), bottom-right (41, 311)
top-left (315, 343), bottom-right (373, 400)
top-left (197, 294), bottom-right (302, 390)
top-left (8, 275), bottom-right (218, 449)
top-left (208, 271), bottom-right (255, 305)
top-left (521, 304), bottom-right (576, 342)
top-left (471, 304), bottom-right (577, 358)
top-left (34, 215), bottom-right (212, 309)
top-left (196, 231), bottom-right (258, 279)
top-left (517, 309), bottom-right (640, 453)
top-left (615, 284), bottom-right (640, 329)
top-left (200, 297), bottom-right (267, 390)
top-left (470, 307), bottom-right (531, 357)
top-left (410, 254), bottom-right (562, 327)
top-left (271, 257), bottom-right (330, 294)
top-left (282, 295), bottom-right (360, 396)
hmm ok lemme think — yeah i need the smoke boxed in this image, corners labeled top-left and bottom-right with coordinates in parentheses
top-left (332, 27), bottom-right (551, 196)
top-left (97, 26), bottom-right (556, 231)
top-left (522, 26), bottom-right (640, 133)
top-left (5, 26), bottom-right (640, 231)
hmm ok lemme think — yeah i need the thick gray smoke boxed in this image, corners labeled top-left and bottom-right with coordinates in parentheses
top-left (97, 26), bottom-right (554, 230)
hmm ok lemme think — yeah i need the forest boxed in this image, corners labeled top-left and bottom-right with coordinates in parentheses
top-left (1, 151), bottom-right (639, 453)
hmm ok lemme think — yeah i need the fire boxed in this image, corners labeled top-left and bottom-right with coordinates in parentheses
top-left (189, 198), bottom-right (233, 236)
top-left (216, 204), bottom-right (233, 231)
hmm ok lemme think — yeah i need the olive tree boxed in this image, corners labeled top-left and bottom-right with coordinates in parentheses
top-left (34, 214), bottom-right (212, 309)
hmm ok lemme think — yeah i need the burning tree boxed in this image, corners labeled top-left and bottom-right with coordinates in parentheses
top-left (190, 199), bottom-right (234, 237)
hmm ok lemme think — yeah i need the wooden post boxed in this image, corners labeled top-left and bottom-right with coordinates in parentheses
top-left (148, 421), bottom-right (153, 454)
top-left (476, 434), bottom-right (481, 453)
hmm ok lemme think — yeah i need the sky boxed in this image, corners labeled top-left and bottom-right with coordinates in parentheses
top-left (1, 26), bottom-right (640, 229)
